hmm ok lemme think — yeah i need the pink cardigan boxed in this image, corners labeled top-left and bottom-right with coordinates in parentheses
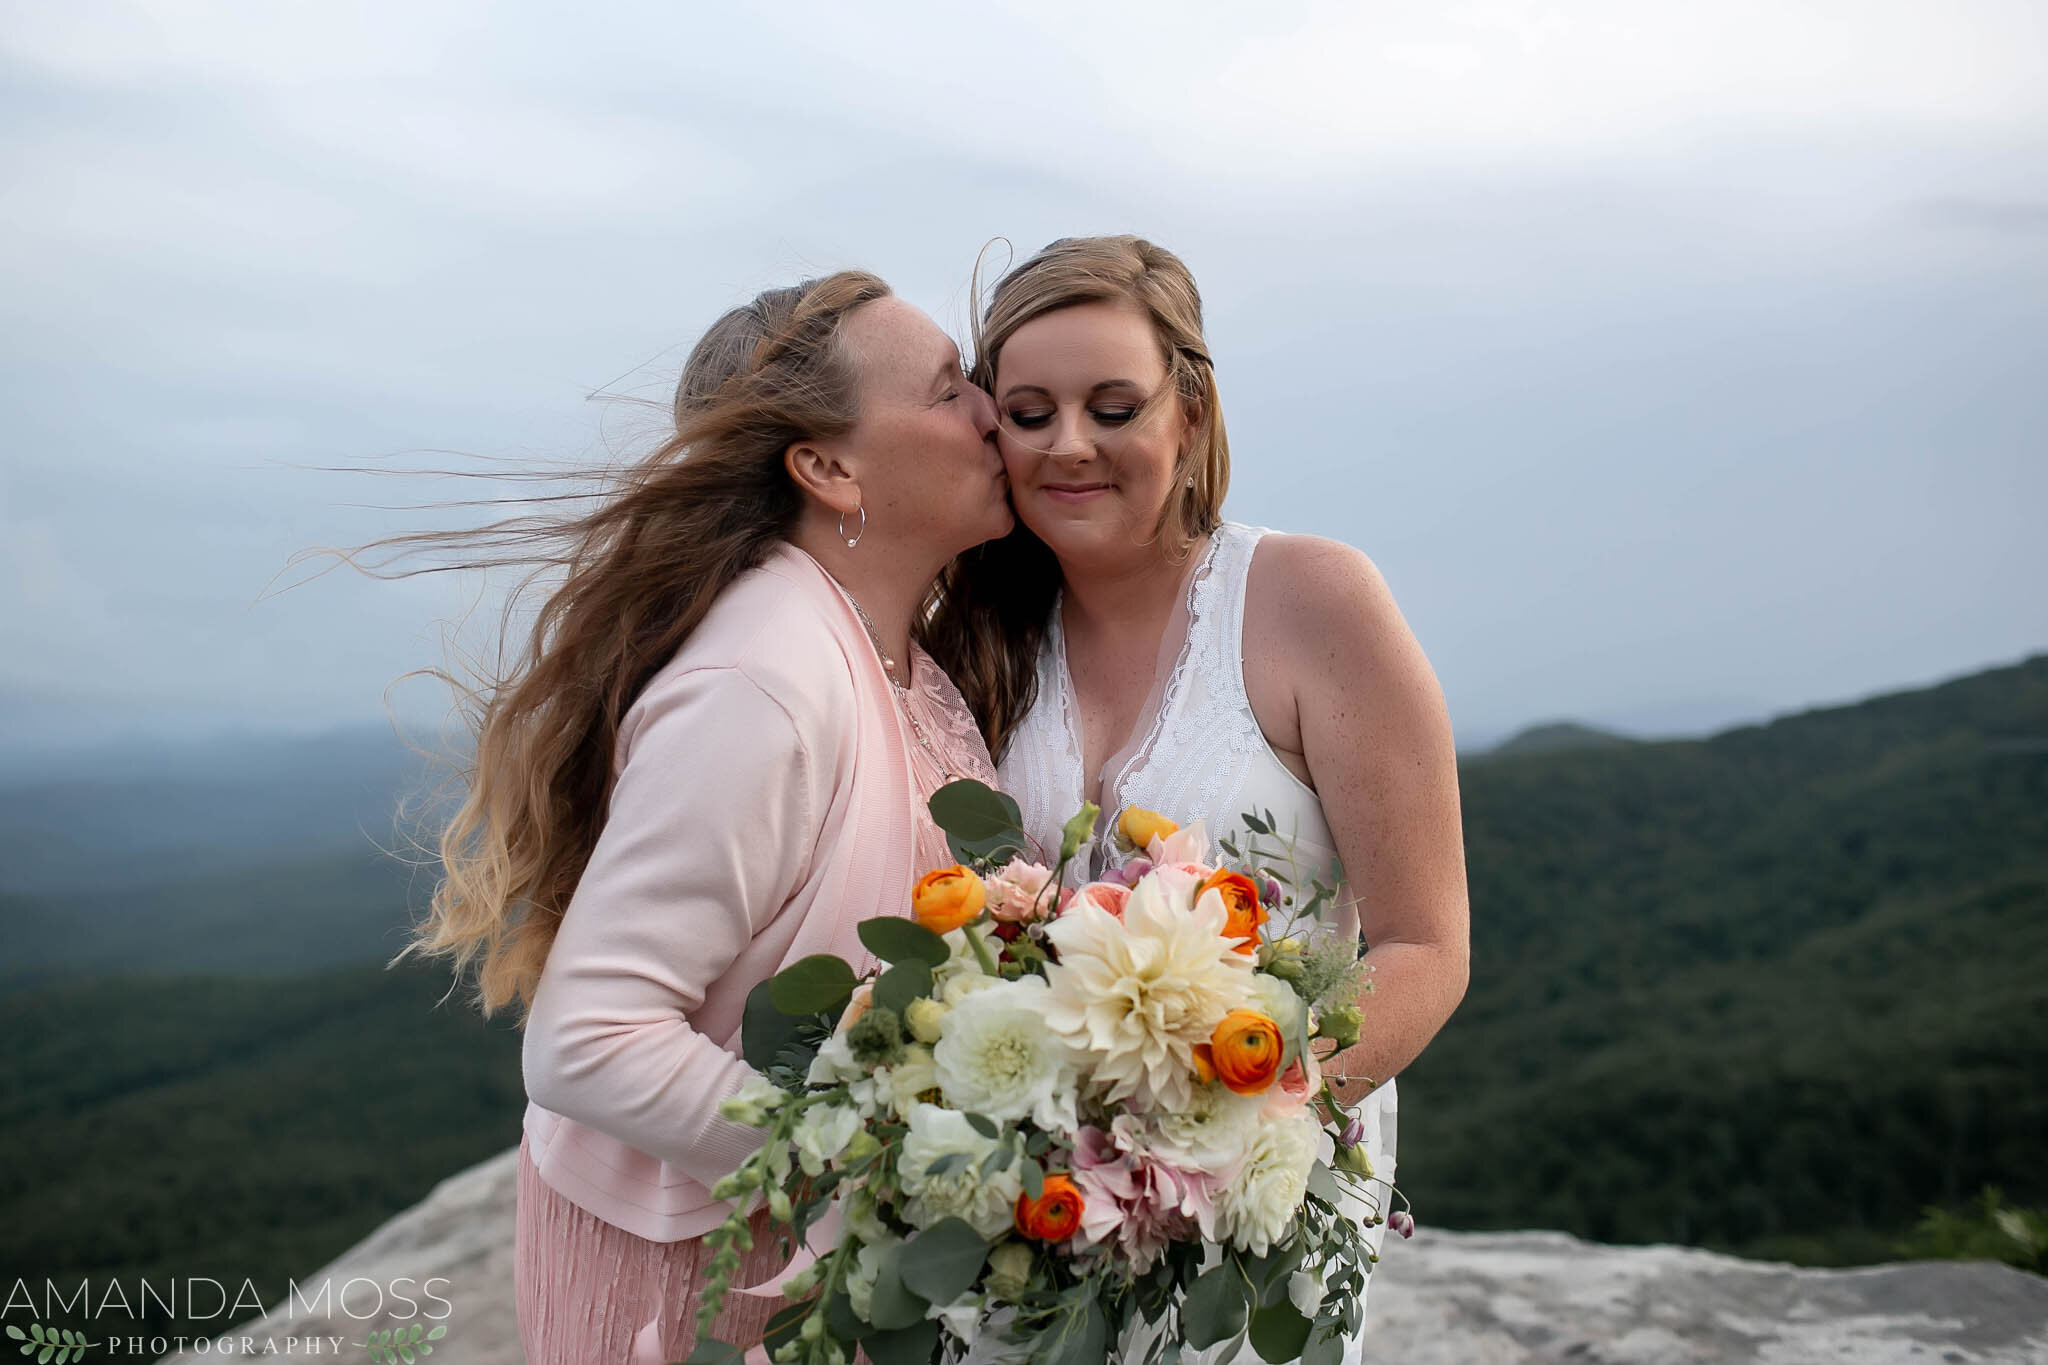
top-left (520, 540), bottom-right (976, 1243)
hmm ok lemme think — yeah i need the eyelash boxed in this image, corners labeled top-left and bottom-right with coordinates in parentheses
top-left (1006, 407), bottom-right (1137, 429)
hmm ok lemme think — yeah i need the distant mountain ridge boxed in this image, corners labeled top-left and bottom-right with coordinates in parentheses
top-left (1482, 719), bottom-right (1635, 758)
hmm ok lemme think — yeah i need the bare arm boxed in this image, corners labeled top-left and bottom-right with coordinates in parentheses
top-left (1265, 535), bottom-right (1471, 1093)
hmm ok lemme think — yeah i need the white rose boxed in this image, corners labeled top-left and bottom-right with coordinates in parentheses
top-left (905, 997), bottom-right (950, 1044)
top-left (1215, 1113), bottom-right (1321, 1256)
top-left (1147, 1077), bottom-right (1262, 1175)
top-left (897, 1102), bottom-right (1024, 1238)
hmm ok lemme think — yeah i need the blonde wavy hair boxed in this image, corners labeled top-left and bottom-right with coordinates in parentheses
top-left (322, 270), bottom-right (891, 1023)
top-left (922, 235), bottom-right (1231, 760)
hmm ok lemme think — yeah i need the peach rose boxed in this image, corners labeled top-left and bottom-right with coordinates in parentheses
top-left (912, 865), bottom-right (986, 934)
top-left (1072, 881), bottom-right (1131, 919)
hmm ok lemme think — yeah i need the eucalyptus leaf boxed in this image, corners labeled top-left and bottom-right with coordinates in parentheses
top-left (1301, 1326), bottom-right (1345, 1365)
top-left (898, 1216), bottom-right (991, 1304)
top-left (1020, 1160), bottom-right (1045, 1200)
top-left (866, 1244), bottom-right (930, 1331)
top-left (1049, 1294), bottom-right (1109, 1365)
top-left (858, 916), bottom-right (952, 967)
top-left (822, 1288), bottom-right (872, 1341)
top-left (1248, 1302), bottom-right (1314, 1362)
top-left (768, 955), bottom-right (858, 1016)
top-left (1182, 1262), bottom-right (1249, 1349)
top-left (963, 1112), bottom-right (1000, 1139)
top-left (762, 1298), bottom-right (814, 1355)
top-left (741, 980), bottom-right (806, 1071)
top-left (949, 830), bottom-right (1031, 866)
top-left (929, 779), bottom-right (1025, 841)
top-left (861, 1320), bottom-right (940, 1365)
top-left (873, 958), bottom-right (934, 1016)
top-left (680, 1341), bottom-right (741, 1365)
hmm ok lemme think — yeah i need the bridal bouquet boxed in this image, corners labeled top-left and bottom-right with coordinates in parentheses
top-left (684, 781), bottom-right (1403, 1365)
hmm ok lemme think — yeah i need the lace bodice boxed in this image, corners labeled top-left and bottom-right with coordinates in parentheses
top-left (900, 641), bottom-right (1000, 872)
top-left (997, 522), bottom-right (1397, 1354)
top-left (998, 523), bottom-right (1354, 939)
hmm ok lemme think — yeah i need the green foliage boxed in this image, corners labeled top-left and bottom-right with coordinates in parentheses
top-left (1399, 654), bottom-right (2048, 1266)
top-left (0, 959), bottom-right (525, 1340)
top-left (1897, 1185), bottom-right (2048, 1273)
top-left (768, 955), bottom-right (858, 1016)
top-left (856, 917), bottom-right (950, 968)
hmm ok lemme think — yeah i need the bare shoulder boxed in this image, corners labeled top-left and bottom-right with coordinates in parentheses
top-left (1245, 532), bottom-right (1407, 665)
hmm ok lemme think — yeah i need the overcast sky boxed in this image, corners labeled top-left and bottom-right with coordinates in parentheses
top-left (2, 1), bottom-right (2043, 757)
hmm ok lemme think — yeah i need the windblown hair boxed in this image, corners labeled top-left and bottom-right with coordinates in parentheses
top-left (343, 270), bottom-right (890, 1023)
top-left (921, 235), bottom-right (1230, 761)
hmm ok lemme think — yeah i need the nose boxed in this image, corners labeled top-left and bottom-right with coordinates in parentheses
top-left (1048, 409), bottom-right (1091, 461)
top-left (970, 386), bottom-right (999, 441)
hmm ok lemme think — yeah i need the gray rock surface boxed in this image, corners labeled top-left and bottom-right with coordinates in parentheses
top-left (166, 1146), bottom-right (2048, 1364)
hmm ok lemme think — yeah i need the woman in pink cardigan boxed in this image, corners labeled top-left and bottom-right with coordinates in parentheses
top-left (396, 272), bottom-right (1012, 1363)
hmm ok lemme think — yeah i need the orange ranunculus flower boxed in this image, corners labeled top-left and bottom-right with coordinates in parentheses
top-left (1210, 1009), bottom-right (1285, 1095)
top-left (1200, 869), bottom-right (1268, 953)
top-left (1116, 806), bottom-right (1178, 852)
top-left (1015, 1173), bottom-right (1085, 1242)
top-left (912, 865), bottom-right (987, 934)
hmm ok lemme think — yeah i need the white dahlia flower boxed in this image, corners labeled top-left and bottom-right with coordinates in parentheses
top-left (897, 1102), bottom-right (1024, 1237)
top-left (1041, 872), bottom-right (1255, 1112)
top-left (1146, 1077), bottom-right (1263, 1175)
top-left (934, 976), bottom-right (1082, 1133)
top-left (1215, 1112), bottom-right (1321, 1256)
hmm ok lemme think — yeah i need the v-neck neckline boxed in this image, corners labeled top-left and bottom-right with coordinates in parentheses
top-left (1050, 527), bottom-right (1228, 821)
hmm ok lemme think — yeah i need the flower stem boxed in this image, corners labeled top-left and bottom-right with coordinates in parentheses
top-left (965, 920), bottom-right (1001, 977)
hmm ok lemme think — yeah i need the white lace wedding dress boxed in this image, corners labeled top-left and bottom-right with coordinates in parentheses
top-left (997, 522), bottom-right (1397, 1364)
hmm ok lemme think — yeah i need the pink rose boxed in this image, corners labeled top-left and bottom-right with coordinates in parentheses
top-left (1263, 1050), bottom-right (1322, 1119)
top-left (985, 859), bottom-right (1055, 922)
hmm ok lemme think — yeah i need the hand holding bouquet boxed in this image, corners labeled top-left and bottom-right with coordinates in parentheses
top-left (684, 782), bottom-right (1407, 1365)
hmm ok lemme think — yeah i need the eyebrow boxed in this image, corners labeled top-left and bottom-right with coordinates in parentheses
top-left (999, 379), bottom-right (1146, 402)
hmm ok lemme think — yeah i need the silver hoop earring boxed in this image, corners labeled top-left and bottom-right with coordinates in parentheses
top-left (838, 505), bottom-right (867, 549)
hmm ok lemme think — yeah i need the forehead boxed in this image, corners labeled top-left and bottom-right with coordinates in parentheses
top-left (841, 296), bottom-right (954, 396)
top-left (996, 299), bottom-right (1165, 382)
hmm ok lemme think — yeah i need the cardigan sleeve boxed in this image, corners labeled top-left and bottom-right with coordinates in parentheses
top-left (520, 661), bottom-right (826, 1188)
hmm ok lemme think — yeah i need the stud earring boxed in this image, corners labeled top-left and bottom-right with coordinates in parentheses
top-left (1185, 475), bottom-right (1195, 489)
top-left (838, 505), bottom-right (866, 549)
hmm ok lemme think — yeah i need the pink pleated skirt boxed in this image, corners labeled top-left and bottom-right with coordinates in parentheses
top-left (515, 1132), bottom-right (786, 1365)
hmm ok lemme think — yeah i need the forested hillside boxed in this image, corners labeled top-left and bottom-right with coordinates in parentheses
top-left (1397, 653), bottom-right (2048, 1262)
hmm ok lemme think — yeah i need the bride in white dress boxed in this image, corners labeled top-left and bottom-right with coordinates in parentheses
top-left (925, 236), bottom-right (1471, 1363)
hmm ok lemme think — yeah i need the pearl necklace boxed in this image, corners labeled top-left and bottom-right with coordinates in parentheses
top-left (836, 582), bottom-right (955, 784)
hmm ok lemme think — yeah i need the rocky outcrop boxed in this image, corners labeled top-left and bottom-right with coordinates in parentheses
top-left (166, 1146), bottom-right (2048, 1364)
